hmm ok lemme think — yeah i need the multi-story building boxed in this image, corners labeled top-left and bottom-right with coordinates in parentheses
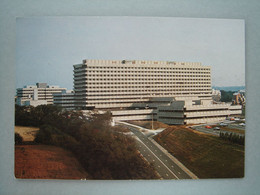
top-left (157, 98), bottom-right (242, 125)
top-left (53, 90), bottom-right (75, 110)
top-left (73, 59), bottom-right (242, 124)
top-left (16, 83), bottom-right (67, 106)
top-left (74, 59), bottom-right (212, 110)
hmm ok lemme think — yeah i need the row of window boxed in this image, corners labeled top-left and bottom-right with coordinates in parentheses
top-left (74, 81), bottom-right (211, 85)
top-left (83, 86), bottom-right (212, 91)
top-left (76, 66), bottom-right (210, 71)
top-left (74, 78), bottom-right (211, 82)
top-left (75, 89), bottom-right (212, 93)
top-left (159, 110), bottom-right (183, 112)
top-left (74, 73), bottom-right (211, 77)
top-left (76, 78), bottom-right (211, 82)
top-left (74, 92), bottom-right (212, 97)
top-left (80, 70), bottom-right (210, 74)
top-left (74, 71), bottom-right (210, 77)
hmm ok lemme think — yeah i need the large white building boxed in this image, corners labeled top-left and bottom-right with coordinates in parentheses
top-left (74, 59), bottom-right (212, 109)
top-left (73, 59), bottom-right (242, 124)
top-left (16, 83), bottom-right (67, 106)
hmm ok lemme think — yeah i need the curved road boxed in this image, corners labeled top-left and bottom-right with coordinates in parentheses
top-left (119, 124), bottom-right (193, 179)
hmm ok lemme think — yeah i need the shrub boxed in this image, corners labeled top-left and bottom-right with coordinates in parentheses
top-left (219, 131), bottom-right (244, 145)
top-left (15, 133), bottom-right (23, 145)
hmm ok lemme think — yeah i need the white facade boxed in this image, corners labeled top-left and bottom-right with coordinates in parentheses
top-left (74, 59), bottom-right (212, 110)
top-left (73, 59), bottom-right (242, 124)
top-left (157, 99), bottom-right (242, 125)
top-left (16, 83), bottom-right (67, 106)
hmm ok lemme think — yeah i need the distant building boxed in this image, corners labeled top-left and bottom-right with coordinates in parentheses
top-left (212, 89), bottom-right (221, 102)
top-left (232, 91), bottom-right (246, 106)
top-left (16, 83), bottom-right (66, 107)
top-left (53, 90), bottom-right (75, 110)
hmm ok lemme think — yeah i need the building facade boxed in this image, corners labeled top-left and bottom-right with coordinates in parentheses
top-left (53, 90), bottom-right (75, 110)
top-left (157, 98), bottom-right (242, 125)
top-left (73, 59), bottom-right (242, 124)
top-left (74, 59), bottom-right (212, 110)
top-left (16, 83), bottom-right (67, 106)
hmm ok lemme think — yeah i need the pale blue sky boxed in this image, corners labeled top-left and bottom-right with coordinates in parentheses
top-left (16, 16), bottom-right (245, 90)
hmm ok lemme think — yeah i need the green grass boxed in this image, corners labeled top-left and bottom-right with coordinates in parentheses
top-left (154, 126), bottom-right (244, 178)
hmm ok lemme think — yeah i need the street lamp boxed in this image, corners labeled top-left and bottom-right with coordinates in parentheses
top-left (145, 104), bottom-right (154, 130)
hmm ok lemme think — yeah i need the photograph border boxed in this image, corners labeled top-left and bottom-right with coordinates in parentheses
top-left (1, 0), bottom-right (260, 195)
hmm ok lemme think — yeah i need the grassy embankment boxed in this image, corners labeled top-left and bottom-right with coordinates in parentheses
top-left (154, 126), bottom-right (244, 178)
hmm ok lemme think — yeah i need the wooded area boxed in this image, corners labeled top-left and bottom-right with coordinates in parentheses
top-left (15, 105), bottom-right (159, 179)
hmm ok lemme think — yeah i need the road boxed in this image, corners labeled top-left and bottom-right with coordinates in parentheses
top-left (191, 120), bottom-right (245, 136)
top-left (118, 124), bottom-right (193, 179)
top-left (190, 126), bottom-right (220, 136)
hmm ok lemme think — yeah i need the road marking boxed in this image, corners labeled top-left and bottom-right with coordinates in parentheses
top-left (137, 138), bottom-right (179, 179)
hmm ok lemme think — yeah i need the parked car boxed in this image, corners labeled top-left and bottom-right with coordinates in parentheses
top-left (219, 123), bottom-right (227, 126)
top-left (239, 123), bottom-right (245, 126)
top-left (213, 127), bottom-right (220, 130)
top-left (205, 125), bottom-right (212, 129)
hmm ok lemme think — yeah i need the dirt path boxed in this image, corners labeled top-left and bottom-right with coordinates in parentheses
top-left (15, 126), bottom-right (39, 141)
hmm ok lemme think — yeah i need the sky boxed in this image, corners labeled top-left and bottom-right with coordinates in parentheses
top-left (16, 16), bottom-right (245, 90)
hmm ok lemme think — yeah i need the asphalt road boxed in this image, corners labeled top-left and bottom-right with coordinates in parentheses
top-left (120, 124), bottom-right (192, 179)
top-left (191, 121), bottom-right (245, 136)
top-left (191, 126), bottom-right (220, 136)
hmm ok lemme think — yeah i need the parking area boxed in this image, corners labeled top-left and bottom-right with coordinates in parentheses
top-left (190, 118), bottom-right (245, 136)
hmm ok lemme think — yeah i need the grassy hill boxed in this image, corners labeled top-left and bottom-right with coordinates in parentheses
top-left (154, 126), bottom-right (244, 178)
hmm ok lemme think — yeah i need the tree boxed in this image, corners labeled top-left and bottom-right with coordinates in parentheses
top-left (220, 90), bottom-right (234, 102)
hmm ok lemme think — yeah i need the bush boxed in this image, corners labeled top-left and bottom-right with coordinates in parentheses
top-left (219, 131), bottom-right (244, 145)
top-left (15, 133), bottom-right (23, 145)
top-left (35, 125), bottom-right (62, 144)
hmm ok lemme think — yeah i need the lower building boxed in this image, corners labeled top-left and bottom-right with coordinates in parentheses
top-left (111, 97), bottom-right (242, 124)
top-left (53, 90), bottom-right (75, 110)
top-left (157, 98), bottom-right (242, 125)
top-left (16, 83), bottom-right (67, 106)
